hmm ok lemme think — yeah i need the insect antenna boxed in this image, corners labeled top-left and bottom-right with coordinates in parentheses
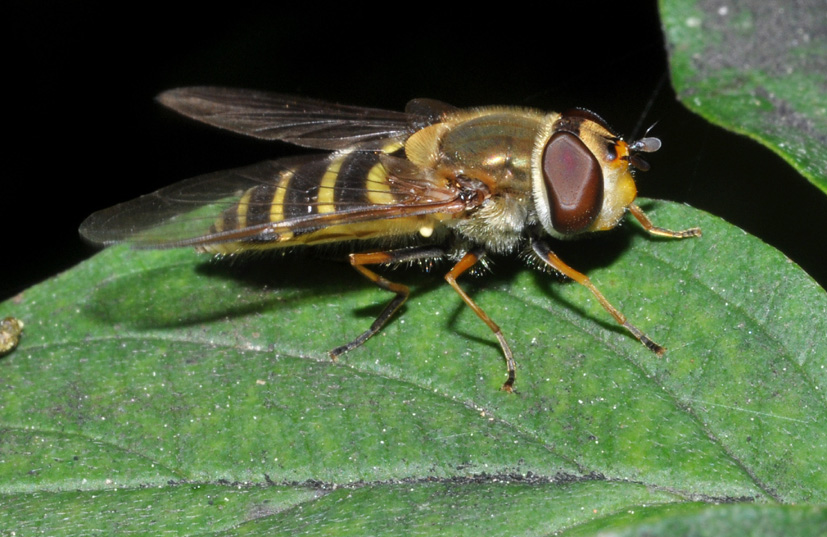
top-left (626, 72), bottom-right (671, 172)
top-left (629, 71), bottom-right (669, 142)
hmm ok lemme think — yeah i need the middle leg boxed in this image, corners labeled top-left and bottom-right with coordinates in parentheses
top-left (444, 248), bottom-right (517, 392)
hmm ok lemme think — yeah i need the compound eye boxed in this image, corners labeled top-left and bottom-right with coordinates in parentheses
top-left (542, 132), bottom-right (604, 234)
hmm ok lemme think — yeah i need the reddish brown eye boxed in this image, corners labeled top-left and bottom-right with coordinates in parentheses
top-left (542, 132), bottom-right (604, 233)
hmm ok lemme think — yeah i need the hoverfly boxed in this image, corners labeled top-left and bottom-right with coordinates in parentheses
top-left (80, 87), bottom-right (701, 391)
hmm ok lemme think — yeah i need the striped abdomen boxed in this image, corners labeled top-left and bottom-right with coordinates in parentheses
top-left (201, 146), bottom-right (454, 254)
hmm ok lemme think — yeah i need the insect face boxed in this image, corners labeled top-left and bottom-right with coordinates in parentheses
top-left (531, 108), bottom-right (656, 239)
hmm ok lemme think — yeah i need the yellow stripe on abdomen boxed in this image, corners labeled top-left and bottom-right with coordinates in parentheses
top-left (236, 188), bottom-right (253, 228)
top-left (292, 216), bottom-right (432, 246)
top-left (317, 155), bottom-right (346, 214)
top-left (270, 169), bottom-right (295, 241)
top-left (381, 140), bottom-right (404, 154)
top-left (366, 161), bottom-right (396, 205)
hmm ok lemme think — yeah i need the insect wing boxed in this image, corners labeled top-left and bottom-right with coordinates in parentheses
top-left (80, 159), bottom-right (291, 247)
top-left (79, 154), bottom-right (466, 249)
top-left (158, 87), bottom-right (423, 151)
top-left (403, 98), bottom-right (459, 130)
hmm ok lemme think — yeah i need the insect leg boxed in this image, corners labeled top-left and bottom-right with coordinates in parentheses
top-left (444, 249), bottom-right (517, 392)
top-left (531, 238), bottom-right (666, 355)
top-left (628, 204), bottom-right (701, 239)
top-left (329, 246), bottom-right (445, 359)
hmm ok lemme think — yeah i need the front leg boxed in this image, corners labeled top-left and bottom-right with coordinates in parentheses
top-left (628, 204), bottom-right (701, 239)
top-left (531, 238), bottom-right (666, 355)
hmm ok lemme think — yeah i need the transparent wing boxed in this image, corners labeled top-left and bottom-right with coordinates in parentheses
top-left (79, 154), bottom-right (466, 249)
top-left (404, 98), bottom-right (460, 130)
top-left (157, 87), bottom-right (431, 150)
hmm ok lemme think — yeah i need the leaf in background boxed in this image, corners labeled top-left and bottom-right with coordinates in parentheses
top-left (660, 0), bottom-right (827, 193)
top-left (1, 201), bottom-right (825, 535)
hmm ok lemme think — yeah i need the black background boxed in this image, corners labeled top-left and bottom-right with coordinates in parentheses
top-left (4, 2), bottom-right (826, 300)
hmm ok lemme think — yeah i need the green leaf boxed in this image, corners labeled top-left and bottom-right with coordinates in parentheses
top-left (660, 0), bottom-right (827, 193)
top-left (565, 503), bottom-right (827, 537)
top-left (1, 200), bottom-right (826, 535)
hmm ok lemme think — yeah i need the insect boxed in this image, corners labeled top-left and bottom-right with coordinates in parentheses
top-left (80, 87), bottom-right (701, 391)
